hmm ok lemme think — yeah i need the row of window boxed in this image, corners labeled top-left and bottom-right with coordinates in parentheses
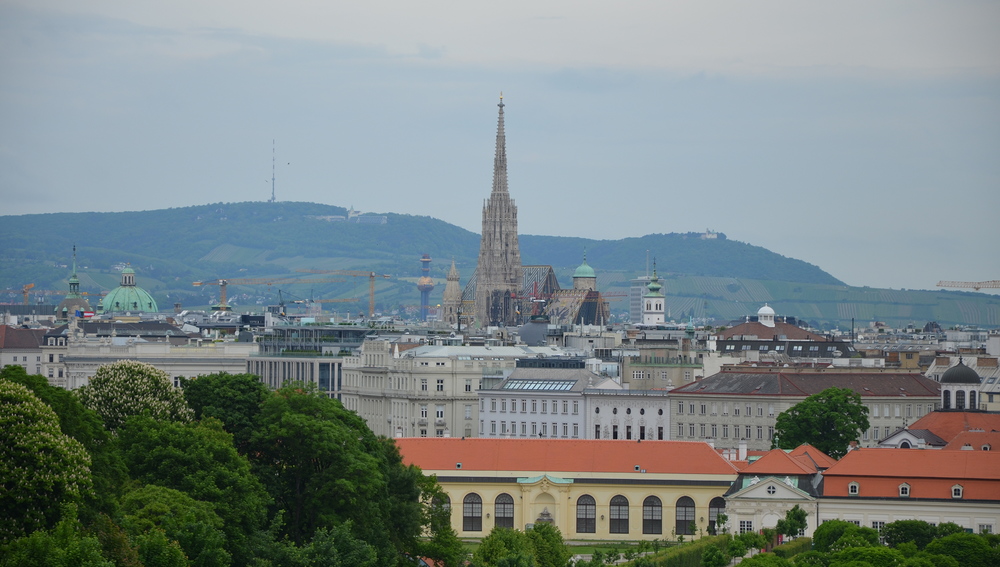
top-left (869, 403), bottom-right (930, 419)
top-left (484, 420), bottom-right (580, 438)
top-left (594, 406), bottom-right (663, 416)
top-left (677, 402), bottom-right (774, 418)
top-left (484, 398), bottom-right (579, 415)
top-left (723, 344), bottom-right (836, 352)
top-left (676, 423), bottom-right (773, 440)
top-left (596, 424), bottom-right (665, 440)
top-left (454, 494), bottom-right (726, 535)
top-left (848, 482), bottom-right (966, 499)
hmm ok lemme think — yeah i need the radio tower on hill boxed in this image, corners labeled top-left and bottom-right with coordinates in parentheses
top-left (268, 139), bottom-right (276, 203)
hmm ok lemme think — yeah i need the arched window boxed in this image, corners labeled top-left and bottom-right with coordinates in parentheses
top-left (900, 440), bottom-right (911, 449)
top-left (899, 483), bottom-right (910, 497)
top-left (609, 495), bottom-right (629, 534)
top-left (576, 495), bottom-right (596, 534)
top-left (642, 496), bottom-right (662, 534)
top-left (463, 493), bottom-right (482, 531)
top-left (675, 496), bottom-right (695, 535)
top-left (708, 497), bottom-right (726, 535)
top-left (432, 494), bottom-right (451, 515)
top-left (943, 390), bottom-right (951, 409)
top-left (970, 391), bottom-right (977, 410)
top-left (495, 493), bottom-right (514, 528)
top-left (956, 390), bottom-right (966, 410)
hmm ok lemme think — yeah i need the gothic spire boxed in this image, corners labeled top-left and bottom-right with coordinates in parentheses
top-left (491, 93), bottom-right (508, 195)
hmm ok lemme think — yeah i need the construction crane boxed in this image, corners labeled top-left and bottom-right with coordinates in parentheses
top-left (20, 283), bottom-right (34, 304)
top-left (192, 277), bottom-right (345, 311)
top-left (937, 280), bottom-right (1000, 291)
top-left (296, 269), bottom-right (391, 317)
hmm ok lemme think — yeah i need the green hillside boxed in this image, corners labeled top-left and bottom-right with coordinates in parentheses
top-left (1, 201), bottom-right (995, 328)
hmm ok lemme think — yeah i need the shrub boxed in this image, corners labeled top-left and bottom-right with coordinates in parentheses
top-left (773, 538), bottom-right (812, 559)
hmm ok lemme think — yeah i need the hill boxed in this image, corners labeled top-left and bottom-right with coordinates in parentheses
top-left (1, 201), bottom-right (996, 328)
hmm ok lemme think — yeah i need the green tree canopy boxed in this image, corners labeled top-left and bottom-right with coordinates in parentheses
top-left (121, 484), bottom-right (230, 567)
top-left (1, 366), bottom-right (127, 521)
top-left (924, 533), bottom-right (998, 567)
top-left (831, 546), bottom-right (905, 567)
top-left (180, 372), bottom-right (268, 452)
top-left (773, 388), bottom-right (869, 458)
top-left (473, 527), bottom-right (537, 567)
top-left (0, 380), bottom-right (93, 543)
top-left (76, 360), bottom-right (193, 432)
top-left (882, 520), bottom-right (938, 550)
top-left (249, 383), bottom-right (404, 562)
top-left (776, 505), bottom-right (809, 538)
top-left (118, 415), bottom-right (270, 565)
top-left (0, 505), bottom-right (112, 567)
top-left (526, 522), bottom-right (571, 567)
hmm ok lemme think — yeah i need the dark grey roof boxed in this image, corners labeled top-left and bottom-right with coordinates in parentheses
top-left (941, 361), bottom-right (981, 384)
top-left (670, 370), bottom-right (941, 398)
top-left (888, 428), bottom-right (948, 446)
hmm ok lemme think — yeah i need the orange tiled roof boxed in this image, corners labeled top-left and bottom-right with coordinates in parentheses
top-left (788, 444), bottom-right (838, 469)
top-left (822, 449), bottom-right (1000, 500)
top-left (942, 430), bottom-right (1000, 451)
top-left (396, 438), bottom-right (739, 476)
top-left (742, 449), bottom-right (816, 475)
top-left (906, 411), bottom-right (1000, 444)
top-left (825, 449), bottom-right (1000, 480)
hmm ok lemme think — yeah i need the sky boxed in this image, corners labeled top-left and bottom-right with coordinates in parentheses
top-left (1, 1), bottom-right (998, 291)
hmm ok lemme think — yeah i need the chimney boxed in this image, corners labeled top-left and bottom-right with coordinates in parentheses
top-left (738, 439), bottom-right (748, 461)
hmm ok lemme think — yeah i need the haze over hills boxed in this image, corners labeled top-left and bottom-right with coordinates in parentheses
top-left (2, 201), bottom-right (998, 329)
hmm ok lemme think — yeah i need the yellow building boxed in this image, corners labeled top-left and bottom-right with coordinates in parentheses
top-left (396, 438), bottom-right (738, 540)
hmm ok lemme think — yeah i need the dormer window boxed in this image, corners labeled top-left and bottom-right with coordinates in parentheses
top-left (899, 483), bottom-right (910, 497)
top-left (952, 485), bottom-right (963, 499)
top-left (848, 482), bottom-right (860, 496)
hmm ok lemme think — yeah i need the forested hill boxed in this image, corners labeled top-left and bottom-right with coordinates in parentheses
top-left (1, 200), bottom-right (840, 289)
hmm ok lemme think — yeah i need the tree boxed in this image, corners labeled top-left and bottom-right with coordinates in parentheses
top-left (772, 388), bottom-right (869, 458)
top-left (737, 553), bottom-right (792, 567)
top-left (702, 544), bottom-right (731, 567)
top-left (76, 360), bottom-right (193, 432)
top-left (882, 520), bottom-right (937, 550)
top-left (0, 380), bottom-right (93, 543)
top-left (1, 366), bottom-right (128, 521)
top-left (418, 481), bottom-right (468, 567)
top-left (249, 383), bottom-right (402, 563)
top-left (473, 528), bottom-right (537, 567)
top-left (924, 533), bottom-right (997, 567)
top-left (297, 522), bottom-right (379, 567)
top-left (121, 484), bottom-right (230, 567)
top-left (118, 415), bottom-right (271, 565)
top-left (776, 505), bottom-right (809, 539)
top-left (526, 522), bottom-right (571, 567)
top-left (0, 505), bottom-right (112, 567)
top-left (180, 372), bottom-right (268, 452)
top-left (831, 546), bottom-right (905, 567)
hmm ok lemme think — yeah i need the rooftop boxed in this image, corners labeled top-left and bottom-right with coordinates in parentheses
top-left (396, 438), bottom-right (739, 476)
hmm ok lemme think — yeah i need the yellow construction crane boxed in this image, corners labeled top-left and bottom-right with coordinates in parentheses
top-left (20, 283), bottom-right (34, 304)
top-left (936, 280), bottom-right (1000, 291)
top-left (296, 269), bottom-right (391, 317)
top-left (193, 277), bottom-right (345, 311)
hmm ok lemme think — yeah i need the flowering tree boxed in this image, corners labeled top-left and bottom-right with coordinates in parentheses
top-left (77, 360), bottom-right (193, 432)
top-left (0, 380), bottom-right (93, 543)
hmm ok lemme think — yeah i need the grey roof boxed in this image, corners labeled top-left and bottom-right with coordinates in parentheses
top-left (886, 428), bottom-right (948, 446)
top-left (484, 367), bottom-right (601, 393)
top-left (461, 265), bottom-right (561, 303)
top-left (670, 370), bottom-right (941, 398)
top-left (401, 344), bottom-right (566, 358)
top-left (941, 361), bottom-right (981, 384)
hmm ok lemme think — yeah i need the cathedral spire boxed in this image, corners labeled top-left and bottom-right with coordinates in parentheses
top-left (492, 93), bottom-right (508, 196)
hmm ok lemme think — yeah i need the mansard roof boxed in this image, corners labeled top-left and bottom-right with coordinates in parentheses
top-left (669, 369), bottom-right (940, 398)
top-left (717, 321), bottom-right (827, 341)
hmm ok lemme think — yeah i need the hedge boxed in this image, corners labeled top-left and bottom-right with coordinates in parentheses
top-left (623, 535), bottom-right (731, 567)
top-left (772, 537), bottom-right (812, 559)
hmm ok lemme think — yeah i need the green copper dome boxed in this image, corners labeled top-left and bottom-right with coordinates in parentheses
top-left (101, 265), bottom-right (158, 314)
top-left (573, 260), bottom-right (596, 279)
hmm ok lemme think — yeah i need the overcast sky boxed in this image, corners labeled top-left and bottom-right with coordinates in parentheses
top-left (2, 1), bottom-right (998, 291)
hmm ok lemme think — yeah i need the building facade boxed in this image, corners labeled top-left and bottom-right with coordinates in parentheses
top-left (340, 341), bottom-right (566, 438)
top-left (668, 367), bottom-right (941, 451)
top-left (397, 438), bottom-right (738, 541)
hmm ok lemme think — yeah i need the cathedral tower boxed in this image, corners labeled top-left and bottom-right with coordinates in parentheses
top-left (441, 259), bottom-right (462, 327)
top-left (475, 95), bottom-right (523, 328)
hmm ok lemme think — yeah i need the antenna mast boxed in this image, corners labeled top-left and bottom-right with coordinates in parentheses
top-left (269, 139), bottom-right (276, 203)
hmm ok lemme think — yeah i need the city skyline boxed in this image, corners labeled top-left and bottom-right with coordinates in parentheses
top-left (1, 1), bottom-right (998, 293)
